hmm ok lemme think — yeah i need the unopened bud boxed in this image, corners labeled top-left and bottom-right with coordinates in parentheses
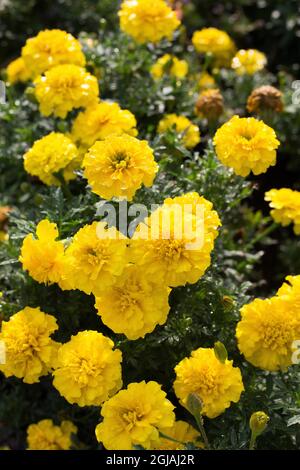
top-left (186, 393), bottom-right (203, 417)
top-left (214, 341), bottom-right (228, 363)
top-left (250, 411), bottom-right (269, 436)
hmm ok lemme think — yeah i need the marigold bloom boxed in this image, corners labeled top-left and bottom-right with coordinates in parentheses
top-left (34, 64), bottom-right (99, 118)
top-left (0, 307), bottom-right (59, 384)
top-left (22, 29), bottom-right (86, 77)
top-left (6, 57), bottom-right (31, 84)
top-left (213, 115), bottom-right (280, 177)
top-left (195, 88), bottom-right (224, 120)
top-left (192, 28), bottom-right (235, 66)
top-left (71, 101), bottom-right (137, 149)
top-left (27, 420), bottom-right (77, 450)
top-left (150, 54), bottom-right (188, 80)
top-left (277, 274), bottom-right (300, 302)
top-left (118, 0), bottom-right (180, 44)
top-left (20, 219), bottom-right (65, 285)
top-left (131, 193), bottom-right (220, 287)
top-left (158, 114), bottom-right (200, 149)
top-left (232, 49), bottom-right (267, 75)
top-left (59, 222), bottom-right (128, 296)
top-left (174, 348), bottom-right (244, 418)
top-left (95, 381), bottom-right (175, 449)
top-left (83, 134), bottom-right (158, 201)
top-left (247, 85), bottom-right (283, 114)
top-left (95, 264), bottom-right (171, 340)
top-left (152, 421), bottom-right (202, 450)
top-left (53, 331), bottom-right (122, 407)
top-left (198, 72), bottom-right (216, 90)
top-left (265, 188), bottom-right (300, 235)
top-left (24, 132), bottom-right (79, 185)
top-left (236, 295), bottom-right (300, 371)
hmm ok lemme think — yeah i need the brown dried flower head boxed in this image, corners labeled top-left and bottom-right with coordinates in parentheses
top-left (247, 85), bottom-right (283, 114)
top-left (195, 88), bottom-right (224, 120)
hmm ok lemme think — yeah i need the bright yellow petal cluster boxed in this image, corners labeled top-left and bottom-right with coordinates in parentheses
top-left (152, 421), bottom-right (202, 450)
top-left (6, 57), bottom-right (31, 84)
top-left (27, 419), bottom-right (77, 450)
top-left (198, 72), bottom-right (216, 90)
top-left (213, 115), bottom-right (280, 177)
top-left (59, 221), bottom-right (128, 296)
top-left (150, 54), bottom-right (188, 80)
top-left (53, 330), bottom-right (122, 407)
top-left (34, 64), bottom-right (99, 118)
top-left (20, 219), bottom-right (65, 285)
top-left (95, 264), bottom-right (171, 340)
top-left (71, 101), bottom-right (137, 149)
top-left (158, 114), bottom-right (200, 149)
top-left (22, 29), bottom-right (86, 77)
top-left (192, 28), bottom-right (236, 66)
top-left (174, 348), bottom-right (244, 418)
top-left (24, 132), bottom-right (79, 185)
top-left (277, 274), bottom-right (300, 302)
top-left (236, 292), bottom-right (300, 371)
top-left (118, 0), bottom-right (180, 44)
top-left (0, 307), bottom-right (59, 384)
top-left (82, 134), bottom-right (158, 201)
top-left (265, 188), bottom-right (300, 235)
top-left (232, 49), bottom-right (267, 75)
top-left (131, 193), bottom-right (220, 287)
top-left (95, 381), bottom-right (175, 450)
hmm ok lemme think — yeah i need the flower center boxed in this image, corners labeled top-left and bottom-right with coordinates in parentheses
top-left (155, 238), bottom-right (186, 261)
top-left (122, 410), bottom-right (144, 431)
top-left (262, 321), bottom-right (293, 349)
top-left (111, 152), bottom-right (131, 170)
top-left (195, 366), bottom-right (218, 395)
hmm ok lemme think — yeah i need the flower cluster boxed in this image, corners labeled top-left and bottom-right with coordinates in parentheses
top-left (231, 49), bottom-right (267, 75)
top-left (158, 114), bottom-right (200, 148)
top-left (27, 420), bottom-right (77, 450)
top-left (118, 0), bottom-right (180, 44)
top-left (34, 64), bottom-right (99, 118)
top-left (213, 116), bottom-right (280, 176)
top-left (0, 307), bottom-right (59, 383)
top-left (174, 348), bottom-right (244, 418)
top-left (150, 54), bottom-right (188, 80)
top-left (23, 132), bottom-right (80, 185)
top-left (82, 134), bottom-right (158, 201)
top-left (265, 188), bottom-right (300, 235)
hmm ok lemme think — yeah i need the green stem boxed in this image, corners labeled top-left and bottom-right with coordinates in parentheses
top-left (245, 221), bottom-right (278, 250)
top-left (195, 414), bottom-right (210, 450)
top-left (158, 431), bottom-right (186, 447)
top-left (249, 432), bottom-right (257, 450)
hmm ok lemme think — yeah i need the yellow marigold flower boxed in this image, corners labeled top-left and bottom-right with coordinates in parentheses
top-left (232, 49), bottom-right (267, 75)
top-left (198, 71), bottom-right (216, 90)
top-left (236, 295), bottom-right (300, 371)
top-left (95, 264), bottom-right (171, 340)
top-left (192, 28), bottom-right (236, 66)
top-left (83, 134), bottom-right (158, 201)
top-left (195, 88), bottom-right (224, 120)
top-left (20, 219), bottom-right (65, 285)
top-left (213, 115), bottom-right (280, 177)
top-left (277, 275), bottom-right (300, 302)
top-left (118, 0), bottom-right (180, 44)
top-left (34, 64), bottom-right (99, 118)
top-left (95, 381), bottom-right (175, 450)
top-left (6, 57), bottom-right (31, 84)
top-left (152, 420), bottom-right (202, 450)
top-left (22, 29), bottom-right (86, 77)
top-left (71, 101), bottom-right (138, 149)
top-left (130, 193), bottom-right (220, 287)
top-left (157, 114), bottom-right (200, 149)
top-left (150, 54), bottom-right (188, 80)
top-left (174, 348), bottom-right (244, 418)
top-left (27, 419), bottom-right (77, 450)
top-left (23, 132), bottom-right (79, 185)
top-left (0, 307), bottom-right (59, 384)
top-left (265, 188), bottom-right (300, 235)
top-left (247, 85), bottom-right (283, 114)
top-left (59, 221), bottom-right (128, 296)
top-left (53, 330), bottom-right (122, 407)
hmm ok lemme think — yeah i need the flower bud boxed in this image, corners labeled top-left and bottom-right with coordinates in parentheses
top-left (247, 85), bottom-right (283, 114)
top-left (214, 341), bottom-right (228, 363)
top-left (186, 393), bottom-right (203, 417)
top-left (195, 88), bottom-right (224, 120)
top-left (249, 411), bottom-right (269, 436)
